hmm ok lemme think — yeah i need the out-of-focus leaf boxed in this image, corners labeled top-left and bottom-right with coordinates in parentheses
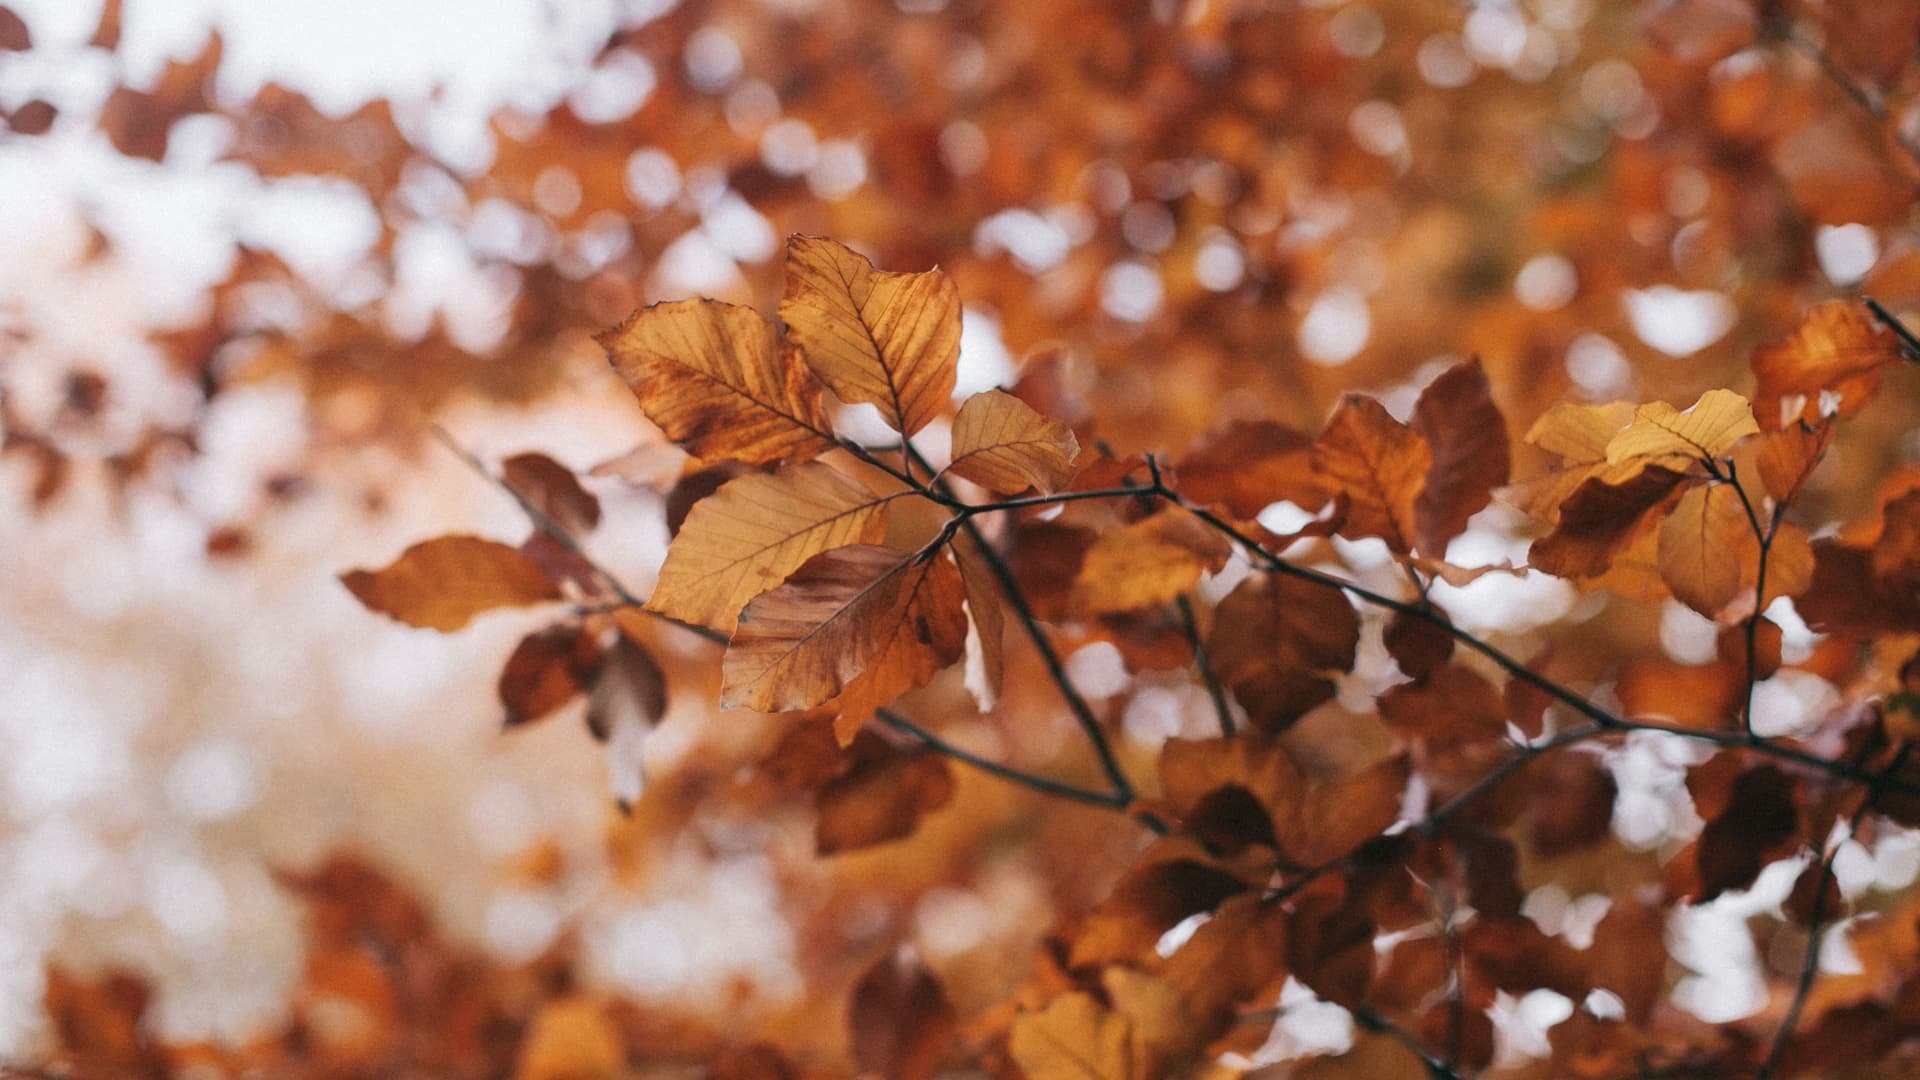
top-left (1752, 300), bottom-right (1906, 427)
top-left (1009, 992), bottom-right (1133, 1080)
top-left (515, 997), bottom-right (624, 1080)
top-left (952, 531), bottom-right (1006, 709)
top-left (848, 948), bottom-right (955, 1080)
top-left (780, 235), bottom-right (958, 437)
top-left (598, 299), bottom-right (833, 466)
top-left (1173, 419), bottom-right (1320, 519)
top-left (502, 452), bottom-right (601, 535)
top-left (499, 623), bottom-right (602, 727)
top-left (648, 463), bottom-right (891, 631)
top-left (815, 743), bottom-right (953, 855)
top-left (341, 535), bottom-right (559, 631)
top-left (585, 633), bottom-right (668, 810)
top-left (1207, 573), bottom-right (1358, 732)
top-left (1072, 508), bottom-right (1230, 615)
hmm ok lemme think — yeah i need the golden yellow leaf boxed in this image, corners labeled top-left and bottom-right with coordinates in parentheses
top-left (647, 462), bottom-right (892, 631)
top-left (1072, 508), bottom-right (1232, 615)
top-left (597, 298), bottom-right (832, 466)
top-left (340, 535), bottom-right (558, 631)
top-left (780, 235), bottom-right (959, 437)
top-left (944, 389), bottom-right (1079, 494)
top-left (1657, 484), bottom-right (1756, 617)
top-left (515, 997), bottom-right (623, 1080)
top-left (1312, 395), bottom-right (1430, 553)
top-left (1009, 992), bottom-right (1135, 1080)
top-left (1753, 420), bottom-right (1834, 505)
top-left (1507, 401), bottom-right (1636, 522)
top-left (1763, 521), bottom-right (1815, 604)
top-left (1102, 970), bottom-right (1202, 1080)
top-left (721, 544), bottom-right (965, 716)
top-left (1605, 388), bottom-right (1759, 468)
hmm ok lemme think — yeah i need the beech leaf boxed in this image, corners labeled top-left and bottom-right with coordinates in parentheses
top-left (598, 298), bottom-right (834, 466)
top-left (780, 235), bottom-right (959, 437)
top-left (944, 389), bottom-right (1079, 494)
top-left (1751, 300), bottom-right (1905, 427)
top-left (1604, 388), bottom-right (1759, 467)
top-left (341, 535), bottom-right (559, 631)
top-left (1411, 357), bottom-right (1508, 555)
top-left (1312, 395), bottom-right (1430, 554)
top-left (1072, 508), bottom-right (1231, 615)
top-left (647, 462), bottom-right (892, 632)
top-left (1656, 483), bottom-right (1756, 617)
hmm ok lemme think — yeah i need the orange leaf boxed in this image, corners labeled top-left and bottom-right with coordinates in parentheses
top-left (1528, 466), bottom-right (1688, 579)
top-left (647, 462), bottom-right (892, 632)
top-left (340, 535), bottom-right (559, 631)
top-left (952, 531), bottom-right (1007, 709)
top-left (1411, 357), bottom-right (1508, 555)
top-left (815, 744), bottom-right (954, 854)
top-left (501, 452), bottom-right (601, 535)
top-left (598, 298), bottom-right (833, 466)
top-left (720, 544), bottom-right (964, 716)
top-left (1009, 992), bottom-right (1135, 1080)
top-left (1312, 395), bottom-right (1430, 553)
top-left (1207, 574), bottom-right (1359, 732)
top-left (1753, 420), bottom-right (1834, 505)
top-left (515, 997), bottom-right (624, 1080)
top-left (1656, 483), bottom-right (1757, 618)
top-left (849, 948), bottom-right (956, 1080)
top-left (1072, 508), bottom-right (1231, 615)
top-left (944, 389), bottom-right (1078, 494)
top-left (780, 235), bottom-right (959, 437)
top-left (499, 623), bottom-right (602, 727)
top-left (1752, 300), bottom-right (1905, 428)
top-left (1173, 419), bottom-right (1320, 519)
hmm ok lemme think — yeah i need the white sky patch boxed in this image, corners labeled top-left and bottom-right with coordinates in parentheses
top-left (1623, 286), bottom-right (1736, 357)
top-left (1815, 223), bottom-right (1878, 285)
top-left (954, 307), bottom-right (1016, 398)
top-left (1298, 287), bottom-right (1370, 365)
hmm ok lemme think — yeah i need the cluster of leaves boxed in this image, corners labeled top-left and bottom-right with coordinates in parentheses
top-left (333, 225), bottom-right (1920, 1077)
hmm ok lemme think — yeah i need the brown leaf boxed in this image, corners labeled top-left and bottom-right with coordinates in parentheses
top-left (1208, 574), bottom-right (1359, 732)
top-left (1159, 735), bottom-right (1303, 854)
top-left (1685, 764), bottom-right (1802, 902)
top-left (1527, 751), bottom-right (1618, 857)
top-left (341, 535), bottom-right (560, 631)
top-left (499, 623), bottom-right (603, 726)
top-left (502, 452), bottom-right (601, 535)
top-left (1294, 755), bottom-right (1410, 865)
top-left (1411, 357), bottom-right (1508, 555)
top-left (1617, 659), bottom-right (1740, 730)
top-left (648, 462), bottom-right (891, 632)
top-left (1072, 508), bottom-right (1231, 615)
top-left (1313, 395), bottom-right (1431, 553)
top-left (1383, 608), bottom-right (1454, 680)
top-left (944, 390), bottom-right (1078, 494)
top-left (952, 531), bottom-right (1006, 708)
top-left (1754, 421), bottom-right (1834, 505)
top-left (1507, 400), bottom-right (1636, 522)
top-left (585, 633), bottom-right (669, 810)
top-left (1528, 466), bottom-right (1688, 579)
top-left (721, 544), bottom-right (965, 716)
top-left (816, 746), bottom-right (954, 854)
top-left (89, 0), bottom-right (121, 49)
top-left (780, 235), bottom-right (959, 437)
top-left (849, 948), bottom-right (955, 1080)
top-left (1157, 893), bottom-right (1289, 1030)
top-left (515, 997), bottom-right (624, 1080)
top-left (598, 299), bottom-right (833, 466)
top-left (1378, 665), bottom-right (1505, 748)
top-left (1069, 842), bottom-right (1251, 968)
top-left (1752, 300), bottom-right (1906, 428)
top-left (0, 6), bottom-right (29, 51)
top-left (1657, 483), bottom-right (1757, 618)
top-left (1173, 420), bottom-right (1321, 519)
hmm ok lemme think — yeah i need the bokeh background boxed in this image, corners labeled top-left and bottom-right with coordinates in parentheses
top-left (5, 0), bottom-right (1920, 1073)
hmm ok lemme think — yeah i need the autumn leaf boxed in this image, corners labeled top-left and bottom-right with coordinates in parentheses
top-left (341, 535), bottom-right (559, 631)
top-left (499, 623), bottom-right (602, 726)
top-left (1312, 395), bottom-right (1430, 553)
top-left (647, 462), bottom-right (892, 632)
top-left (720, 544), bottom-right (964, 715)
top-left (1411, 357), bottom-right (1508, 555)
top-left (1752, 301), bottom-right (1908, 428)
top-left (952, 531), bottom-right (1006, 708)
top-left (1528, 466), bottom-right (1688, 579)
top-left (815, 744), bottom-right (955, 854)
top-left (598, 298), bottom-right (833, 466)
top-left (1207, 574), bottom-right (1359, 732)
top-left (585, 633), bottom-right (669, 810)
top-left (1605, 388), bottom-right (1759, 468)
top-left (501, 452), bottom-right (601, 535)
top-left (1072, 508), bottom-right (1231, 615)
top-left (1378, 665), bottom-right (1505, 748)
top-left (1753, 420), bottom-right (1834, 505)
top-left (943, 389), bottom-right (1078, 493)
top-left (780, 235), bottom-right (959, 437)
top-left (1656, 483), bottom-right (1757, 618)
top-left (515, 997), bottom-right (624, 1080)
top-left (1009, 992), bottom-right (1135, 1080)
top-left (849, 948), bottom-right (955, 1080)
top-left (1506, 400), bottom-right (1636, 521)
top-left (1173, 419), bottom-right (1321, 519)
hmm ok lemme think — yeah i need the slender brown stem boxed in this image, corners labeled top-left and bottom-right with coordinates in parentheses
top-left (1176, 594), bottom-right (1235, 737)
top-left (1777, 28), bottom-right (1920, 174)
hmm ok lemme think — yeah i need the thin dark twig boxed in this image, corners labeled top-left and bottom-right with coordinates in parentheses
top-left (1864, 297), bottom-right (1920, 363)
top-left (873, 709), bottom-right (1138, 810)
top-left (1777, 28), bottom-right (1920, 173)
top-left (1712, 458), bottom-right (1775, 742)
top-left (1757, 743), bottom-right (1913, 1079)
top-left (1351, 1005), bottom-right (1466, 1080)
top-left (904, 443), bottom-right (1137, 804)
top-left (1176, 594), bottom-right (1235, 737)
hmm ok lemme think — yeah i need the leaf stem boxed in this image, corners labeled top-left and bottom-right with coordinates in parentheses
top-left (1176, 593), bottom-right (1235, 737)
